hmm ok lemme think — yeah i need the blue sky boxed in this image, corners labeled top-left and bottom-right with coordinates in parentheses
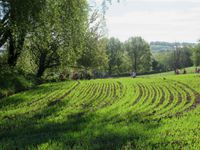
top-left (90, 0), bottom-right (200, 43)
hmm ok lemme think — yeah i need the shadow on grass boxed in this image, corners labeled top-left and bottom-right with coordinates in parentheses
top-left (0, 83), bottom-right (63, 109)
top-left (0, 100), bottom-right (161, 150)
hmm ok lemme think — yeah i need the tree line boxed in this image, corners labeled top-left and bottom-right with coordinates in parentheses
top-left (0, 0), bottom-right (199, 81)
top-left (153, 45), bottom-right (200, 72)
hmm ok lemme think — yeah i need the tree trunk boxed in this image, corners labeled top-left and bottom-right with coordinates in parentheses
top-left (7, 32), bottom-right (17, 66)
top-left (7, 30), bottom-right (25, 66)
top-left (36, 52), bottom-right (47, 78)
top-left (134, 54), bottom-right (137, 72)
top-left (109, 65), bottom-right (112, 76)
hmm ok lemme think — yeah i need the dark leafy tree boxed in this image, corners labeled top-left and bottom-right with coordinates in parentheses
top-left (77, 9), bottom-right (108, 71)
top-left (192, 44), bottom-right (200, 66)
top-left (106, 37), bottom-right (123, 75)
top-left (26, 0), bottom-right (88, 78)
top-left (0, 0), bottom-right (46, 66)
top-left (125, 37), bottom-right (151, 73)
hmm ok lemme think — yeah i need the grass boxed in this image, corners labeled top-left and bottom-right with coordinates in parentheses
top-left (0, 73), bottom-right (200, 149)
top-left (0, 67), bottom-right (34, 98)
top-left (151, 67), bottom-right (197, 76)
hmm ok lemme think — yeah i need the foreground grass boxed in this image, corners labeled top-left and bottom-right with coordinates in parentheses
top-left (0, 74), bottom-right (200, 149)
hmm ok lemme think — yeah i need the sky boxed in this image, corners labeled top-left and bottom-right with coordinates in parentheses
top-left (90, 0), bottom-right (200, 43)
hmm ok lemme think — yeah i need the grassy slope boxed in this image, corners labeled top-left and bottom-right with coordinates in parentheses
top-left (0, 74), bottom-right (200, 149)
top-left (0, 69), bottom-right (34, 98)
top-left (142, 67), bottom-right (197, 77)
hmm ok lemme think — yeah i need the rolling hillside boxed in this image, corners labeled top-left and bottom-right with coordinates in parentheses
top-left (0, 74), bottom-right (200, 149)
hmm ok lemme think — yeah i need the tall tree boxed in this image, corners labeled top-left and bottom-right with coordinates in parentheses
top-left (171, 45), bottom-right (193, 70)
top-left (106, 37), bottom-right (123, 75)
top-left (125, 37), bottom-right (151, 73)
top-left (77, 9), bottom-right (108, 71)
top-left (192, 44), bottom-right (200, 66)
top-left (179, 47), bottom-right (193, 68)
top-left (0, 0), bottom-right (46, 66)
top-left (25, 0), bottom-right (88, 78)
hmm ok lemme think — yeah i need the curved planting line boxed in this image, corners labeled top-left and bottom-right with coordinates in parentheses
top-left (68, 82), bottom-right (100, 106)
top-left (112, 82), bottom-right (117, 98)
top-left (49, 82), bottom-right (102, 118)
top-left (142, 85), bottom-right (164, 117)
top-left (86, 83), bottom-right (108, 109)
top-left (97, 82), bottom-right (122, 109)
top-left (156, 87), bottom-right (185, 118)
top-left (117, 81), bottom-right (127, 98)
top-left (136, 84), bottom-right (160, 115)
top-left (82, 83), bottom-right (101, 102)
top-left (150, 81), bottom-right (197, 119)
top-left (135, 83), bottom-right (155, 113)
top-left (62, 82), bottom-right (92, 107)
top-left (97, 80), bottom-right (134, 114)
top-left (154, 84), bottom-right (181, 112)
top-left (151, 83), bottom-right (186, 118)
top-left (99, 82), bottom-right (114, 107)
top-left (172, 80), bottom-right (200, 110)
top-left (150, 85), bottom-right (160, 105)
top-left (73, 83), bottom-right (93, 99)
top-left (1, 82), bottom-right (81, 121)
top-left (154, 85), bottom-right (169, 109)
top-left (1, 82), bottom-right (78, 114)
top-left (96, 82), bottom-right (113, 107)
top-left (131, 83), bottom-right (153, 114)
top-left (177, 86), bottom-right (196, 112)
top-left (143, 84), bottom-right (176, 119)
top-left (109, 81), bottom-right (130, 108)
top-left (88, 82), bottom-right (107, 107)
top-left (72, 82), bottom-right (103, 109)
top-left (92, 82), bottom-right (121, 110)
top-left (132, 83), bottom-right (144, 106)
top-left (159, 80), bottom-right (198, 118)
top-left (164, 81), bottom-right (197, 115)
top-left (162, 86), bottom-right (174, 109)
top-left (47, 81), bottom-right (81, 107)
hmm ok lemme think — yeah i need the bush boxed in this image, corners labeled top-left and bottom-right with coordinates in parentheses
top-left (0, 66), bottom-right (35, 98)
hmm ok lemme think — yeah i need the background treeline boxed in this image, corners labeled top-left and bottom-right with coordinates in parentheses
top-left (153, 44), bottom-right (200, 72)
top-left (0, 0), bottom-right (200, 97)
top-left (150, 41), bottom-right (196, 52)
top-left (0, 0), bottom-right (152, 81)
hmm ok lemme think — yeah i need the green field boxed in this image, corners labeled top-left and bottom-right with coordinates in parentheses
top-left (0, 74), bottom-right (200, 149)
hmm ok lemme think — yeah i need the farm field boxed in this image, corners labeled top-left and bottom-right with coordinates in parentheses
top-left (0, 74), bottom-right (200, 149)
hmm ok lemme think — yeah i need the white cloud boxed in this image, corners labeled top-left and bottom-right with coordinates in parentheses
top-left (104, 0), bottom-right (200, 42)
top-left (125, 0), bottom-right (200, 2)
top-left (92, 0), bottom-right (200, 3)
top-left (91, 0), bottom-right (200, 5)
top-left (89, 0), bottom-right (200, 42)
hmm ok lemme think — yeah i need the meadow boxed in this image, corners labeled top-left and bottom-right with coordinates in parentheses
top-left (0, 74), bottom-right (200, 149)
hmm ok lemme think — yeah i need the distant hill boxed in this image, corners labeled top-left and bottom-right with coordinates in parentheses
top-left (150, 41), bottom-right (196, 52)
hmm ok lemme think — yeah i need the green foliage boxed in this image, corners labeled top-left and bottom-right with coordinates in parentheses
top-left (58, 0), bottom-right (88, 67)
top-left (0, 66), bottom-right (34, 98)
top-left (153, 46), bottom-right (193, 72)
top-left (0, 0), bottom-right (46, 66)
top-left (0, 51), bottom-right (7, 65)
top-left (23, 0), bottom-right (88, 78)
top-left (192, 44), bottom-right (200, 66)
top-left (77, 10), bottom-right (108, 70)
top-left (1, 74), bottom-right (200, 149)
top-left (106, 37), bottom-right (125, 75)
top-left (125, 37), bottom-right (151, 73)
